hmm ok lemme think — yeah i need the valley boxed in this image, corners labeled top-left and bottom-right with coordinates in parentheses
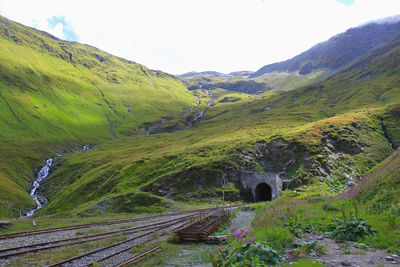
top-left (0, 12), bottom-right (399, 267)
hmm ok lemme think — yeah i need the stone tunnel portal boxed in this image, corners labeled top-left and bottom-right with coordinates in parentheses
top-left (255, 183), bottom-right (272, 201)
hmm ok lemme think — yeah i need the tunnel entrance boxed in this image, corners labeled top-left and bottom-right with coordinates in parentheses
top-left (255, 183), bottom-right (272, 201)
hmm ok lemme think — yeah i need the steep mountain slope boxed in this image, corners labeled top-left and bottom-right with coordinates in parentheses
top-left (180, 19), bottom-right (400, 93)
top-left (0, 15), bottom-right (195, 217)
top-left (39, 34), bottom-right (400, 216)
top-left (251, 19), bottom-right (400, 78)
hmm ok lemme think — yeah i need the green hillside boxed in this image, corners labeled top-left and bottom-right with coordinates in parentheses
top-left (0, 14), bottom-right (399, 219)
top-left (38, 35), bottom-right (400, 216)
top-left (0, 16), bottom-right (195, 217)
top-left (355, 148), bottom-right (400, 214)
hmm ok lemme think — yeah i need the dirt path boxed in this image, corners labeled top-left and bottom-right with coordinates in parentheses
top-left (304, 233), bottom-right (399, 267)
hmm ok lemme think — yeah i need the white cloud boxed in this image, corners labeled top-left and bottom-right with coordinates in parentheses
top-left (0, 0), bottom-right (399, 74)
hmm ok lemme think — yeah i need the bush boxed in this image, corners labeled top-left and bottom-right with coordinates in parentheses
top-left (328, 216), bottom-right (378, 241)
top-left (210, 241), bottom-right (281, 266)
top-left (209, 227), bottom-right (282, 266)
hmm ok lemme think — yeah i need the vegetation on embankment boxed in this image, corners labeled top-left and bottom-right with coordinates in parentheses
top-left (0, 15), bottom-right (196, 217)
top-left (247, 147), bottom-right (400, 265)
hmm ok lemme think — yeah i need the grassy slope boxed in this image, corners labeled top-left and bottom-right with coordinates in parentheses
top-left (254, 70), bottom-right (330, 91)
top-left (0, 16), bottom-right (195, 217)
top-left (356, 148), bottom-right (400, 213)
top-left (39, 36), bottom-right (400, 215)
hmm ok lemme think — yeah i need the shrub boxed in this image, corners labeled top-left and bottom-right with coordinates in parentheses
top-left (209, 227), bottom-right (282, 266)
top-left (210, 241), bottom-right (281, 266)
top-left (328, 216), bottom-right (378, 241)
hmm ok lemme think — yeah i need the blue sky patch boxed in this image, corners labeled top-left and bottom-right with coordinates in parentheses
top-left (336, 0), bottom-right (354, 6)
top-left (47, 15), bottom-right (79, 41)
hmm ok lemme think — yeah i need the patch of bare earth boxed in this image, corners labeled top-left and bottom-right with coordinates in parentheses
top-left (303, 233), bottom-right (399, 267)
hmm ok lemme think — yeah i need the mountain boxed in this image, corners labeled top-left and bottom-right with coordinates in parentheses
top-left (178, 71), bottom-right (253, 80)
top-left (0, 15), bottom-right (195, 217)
top-left (250, 18), bottom-right (400, 78)
top-left (38, 33), bottom-right (400, 216)
top-left (178, 71), bottom-right (268, 94)
top-left (0, 14), bottom-right (400, 218)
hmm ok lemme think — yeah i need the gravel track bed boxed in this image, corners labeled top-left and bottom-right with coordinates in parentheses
top-left (62, 228), bottom-right (156, 267)
top-left (0, 213), bottom-right (193, 249)
top-left (61, 218), bottom-right (192, 266)
top-left (0, 212), bottom-right (203, 266)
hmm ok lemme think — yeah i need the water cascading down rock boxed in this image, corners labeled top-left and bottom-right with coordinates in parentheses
top-left (24, 158), bottom-right (53, 217)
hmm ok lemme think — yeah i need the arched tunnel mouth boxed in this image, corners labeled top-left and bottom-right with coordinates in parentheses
top-left (255, 183), bottom-right (272, 201)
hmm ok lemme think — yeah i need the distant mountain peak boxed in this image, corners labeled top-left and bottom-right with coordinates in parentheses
top-left (370, 14), bottom-right (400, 25)
top-left (251, 15), bottom-right (400, 78)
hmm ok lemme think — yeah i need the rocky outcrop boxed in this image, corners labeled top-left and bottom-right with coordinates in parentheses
top-left (142, 120), bottom-right (392, 203)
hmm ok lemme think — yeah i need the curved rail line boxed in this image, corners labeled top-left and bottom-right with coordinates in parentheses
top-left (85, 216), bottom-right (196, 266)
top-left (0, 210), bottom-right (212, 259)
top-left (48, 211), bottom-right (209, 267)
top-left (0, 207), bottom-right (217, 240)
top-left (0, 205), bottom-right (243, 266)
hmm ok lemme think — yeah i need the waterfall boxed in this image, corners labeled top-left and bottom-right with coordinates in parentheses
top-left (22, 145), bottom-right (93, 218)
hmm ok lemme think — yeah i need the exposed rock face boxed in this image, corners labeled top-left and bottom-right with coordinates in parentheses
top-left (254, 139), bottom-right (303, 176)
top-left (142, 120), bottom-right (392, 203)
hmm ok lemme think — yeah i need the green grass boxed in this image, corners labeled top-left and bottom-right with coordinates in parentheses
top-left (255, 70), bottom-right (331, 91)
top-left (280, 259), bottom-right (324, 267)
top-left (0, 15), bottom-right (196, 217)
top-left (38, 102), bottom-right (393, 215)
top-left (250, 148), bottom-right (400, 253)
top-left (249, 147), bottom-right (400, 258)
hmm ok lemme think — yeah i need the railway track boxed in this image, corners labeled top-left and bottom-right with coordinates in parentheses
top-left (0, 210), bottom-right (212, 259)
top-left (0, 207), bottom-right (217, 241)
top-left (0, 204), bottom-right (243, 266)
top-left (112, 245), bottom-right (160, 267)
top-left (47, 211), bottom-right (209, 267)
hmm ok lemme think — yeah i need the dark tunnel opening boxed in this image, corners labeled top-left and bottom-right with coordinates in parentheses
top-left (255, 183), bottom-right (272, 201)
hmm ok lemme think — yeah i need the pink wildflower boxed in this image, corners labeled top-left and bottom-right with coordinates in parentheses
top-left (246, 237), bottom-right (256, 243)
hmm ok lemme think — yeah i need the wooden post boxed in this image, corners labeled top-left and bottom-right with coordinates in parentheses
top-left (222, 176), bottom-right (226, 207)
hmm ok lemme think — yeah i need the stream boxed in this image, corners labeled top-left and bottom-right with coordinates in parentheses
top-left (22, 145), bottom-right (93, 218)
top-left (142, 90), bottom-right (215, 134)
top-left (190, 89), bottom-right (214, 124)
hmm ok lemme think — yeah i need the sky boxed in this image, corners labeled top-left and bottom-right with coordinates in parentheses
top-left (0, 0), bottom-right (400, 74)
